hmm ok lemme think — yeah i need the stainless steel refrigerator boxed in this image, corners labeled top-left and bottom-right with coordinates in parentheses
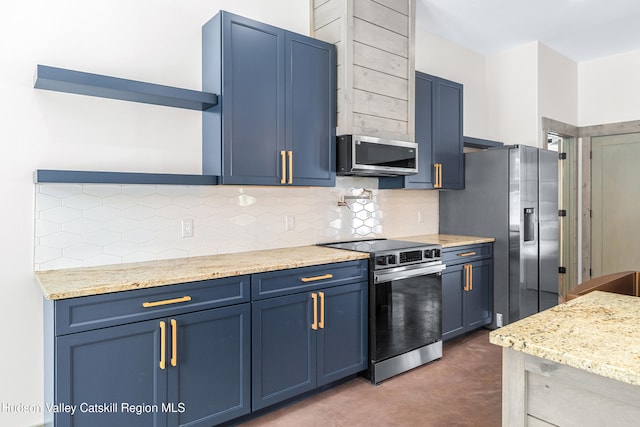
top-left (440, 145), bottom-right (559, 328)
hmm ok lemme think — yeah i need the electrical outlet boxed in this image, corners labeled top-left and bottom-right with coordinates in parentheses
top-left (496, 313), bottom-right (503, 328)
top-left (285, 215), bottom-right (295, 231)
top-left (181, 219), bottom-right (193, 238)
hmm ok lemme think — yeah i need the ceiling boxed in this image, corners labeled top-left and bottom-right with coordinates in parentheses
top-left (416, 0), bottom-right (640, 62)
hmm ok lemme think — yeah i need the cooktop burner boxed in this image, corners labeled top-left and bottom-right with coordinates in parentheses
top-left (321, 239), bottom-right (428, 253)
top-left (320, 238), bottom-right (442, 270)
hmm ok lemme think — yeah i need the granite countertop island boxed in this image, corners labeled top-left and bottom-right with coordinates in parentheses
top-left (490, 291), bottom-right (640, 426)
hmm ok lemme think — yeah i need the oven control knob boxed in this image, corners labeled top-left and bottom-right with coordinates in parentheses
top-left (387, 254), bottom-right (397, 265)
top-left (376, 255), bottom-right (387, 266)
top-left (424, 249), bottom-right (433, 258)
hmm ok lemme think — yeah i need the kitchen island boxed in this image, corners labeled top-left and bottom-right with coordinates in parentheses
top-left (490, 291), bottom-right (640, 426)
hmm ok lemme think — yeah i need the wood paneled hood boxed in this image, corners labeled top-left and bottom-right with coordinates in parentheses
top-left (311, 0), bottom-right (416, 142)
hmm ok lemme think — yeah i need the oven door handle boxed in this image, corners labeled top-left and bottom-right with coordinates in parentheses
top-left (373, 263), bottom-right (446, 283)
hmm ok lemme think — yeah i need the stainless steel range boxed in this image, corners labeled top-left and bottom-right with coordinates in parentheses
top-left (321, 239), bottom-right (445, 384)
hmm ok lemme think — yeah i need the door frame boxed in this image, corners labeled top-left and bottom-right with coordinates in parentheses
top-left (541, 118), bottom-right (579, 298)
top-left (544, 118), bottom-right (640, 285)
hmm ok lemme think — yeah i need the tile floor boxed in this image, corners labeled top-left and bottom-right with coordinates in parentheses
top-left (240, 329), bottom-right (502, 426)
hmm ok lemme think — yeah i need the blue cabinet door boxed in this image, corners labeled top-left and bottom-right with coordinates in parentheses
top-left (55, 320), bottom-right (167, 427)
top-left (286, 32), bottom-right (336, 187)
top-left (167, 304), bottom-right (251, 427)
top-left (442, 264), bottom-right (465, 341)
top-left (219, 13), bottom-right (285, 185)
top-left (433, 77), bottom-right (464, 189)
top-left (203, 11), bottom-right (335, 187)
top-left (251, 292), bottom-right (316, 411)
top-left (379, 72), bottom-right (463, 190)
top-left (466, 259), bottom-right (493, 330)
top-left (317, 282), bottom-right (367, 386)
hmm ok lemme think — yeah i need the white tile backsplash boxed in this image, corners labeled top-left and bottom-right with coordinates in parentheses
top-left (34, 177), bottom-right (439, 270)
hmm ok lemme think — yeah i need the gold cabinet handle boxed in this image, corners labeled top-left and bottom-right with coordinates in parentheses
top-left (170, 319), bottom-right (177, 367)
top-left (319, 292), bottom-right (325, 329)
top-left (311, 293), bottom-right (318, 330)
top-left (280, 150), bottom-right (287, 184)
top-left (433, 164), bottom-right (439, 188)
top-left (439, 163), bottom-right (443, 188)
top-left (288, 150), bottom-right (293, 184)
top-left (159, 321), bottom-right (166, 370)
top-left (142, 296), bottom-right (191, 308)
top-left (457, 252), bottom-right (477, 257)
top-left (300, 273), bottom-right (334, 283)
top-left (469, 264), bottom-right (473, 291)
top-left (463, 265), bottom-right (470, 292)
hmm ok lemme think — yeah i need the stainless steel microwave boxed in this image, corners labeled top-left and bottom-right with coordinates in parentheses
top-left (336, 135), bottom-right (418, 176)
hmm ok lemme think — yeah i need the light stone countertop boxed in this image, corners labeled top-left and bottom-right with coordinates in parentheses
top-left (35, 245), bottom-right (369, 300)
top-left (396, 234), bottom-right (495, 247)
top-left (490, 291), bottom-right (640, 386)
top-left (35, 234), bottom-right (493, 300)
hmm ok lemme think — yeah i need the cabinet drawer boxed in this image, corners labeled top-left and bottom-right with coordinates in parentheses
top-left (252, 260), bottom-right (368, 300)
top-left (54, 275), bottom-right (250, 335)
top-left (443, 243), bottom-right (493, 266)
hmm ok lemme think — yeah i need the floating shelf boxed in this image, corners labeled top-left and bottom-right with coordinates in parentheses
top-left (34, 65), bottom-right (218, 111)
top-left (463, 136), bottom-right (504, 149)
top-left (34, 170), bottom-right (218, 185)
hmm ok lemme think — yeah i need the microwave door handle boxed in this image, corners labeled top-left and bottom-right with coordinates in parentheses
top-left (374, 264), bottom-right (446, 283)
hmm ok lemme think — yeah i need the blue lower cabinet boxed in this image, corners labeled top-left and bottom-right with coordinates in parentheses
top-left (441, 244), bottom-right (494, 341)
top-left (252, 281), bottom-right (367, 411)
top-left (52, 303), bottom-right (251, 427)
top-left (55, 319), bottom-right (166, 427)
top-left (167, 305), bottom-right (251, 427)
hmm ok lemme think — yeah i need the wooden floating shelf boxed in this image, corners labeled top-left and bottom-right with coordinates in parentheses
top-left (34, 170), bottom-right (218, 185)
top-left (34, 65), bottom-right (218, 111)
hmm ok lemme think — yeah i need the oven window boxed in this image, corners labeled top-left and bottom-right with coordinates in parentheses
top-left (356, 141), bottom-right (416, 169)
top-left (373, 274), bottom-right (442, 362)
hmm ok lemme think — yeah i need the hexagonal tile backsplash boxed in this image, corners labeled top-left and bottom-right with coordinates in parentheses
top-left (34, 178), bottom-right (438, 270)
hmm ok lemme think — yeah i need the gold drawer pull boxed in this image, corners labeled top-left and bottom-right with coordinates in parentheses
top-left (280, 150), bottom-right (287, 184)
top-left (300, 273), bottom-right (334, 283)
top-left (143, 296), bottom-right (192, 308)
top-left (319, 292), bottom-right (325, 329)
top-left (159, 321), bottom-right (166, 370)
top-left (457, 252), bottom-right (477, 257)
top-left (311, 293), bottom-right (318, 330)
top-left (170, 319), bottom-right (178, 367)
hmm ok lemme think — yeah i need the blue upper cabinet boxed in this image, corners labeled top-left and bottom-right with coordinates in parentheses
top-left (202, 11), bottom-right (336, 186)
top-left (380, 72), bottom-right (463, 190)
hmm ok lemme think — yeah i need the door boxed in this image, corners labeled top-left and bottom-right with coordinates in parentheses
top-left (433, 77), bottom-right (464, 189)
top-left (410, 72), bottom-right (435, 188)
top-left (168, 304), bottom-right (250, 427)
top-left (466, 260), bottom-right (493, 330)
top-left (441, 264), bottom-right (465, 341)
top-left (538, 149), bottom-right (559, 310)
top-left (316, 282), bottom-right (367, 386)
top-left (251, 292), bottom-right (315, 411)
top-left (592, 133), bottom-right (640, 275)
top-left (222, 14), bottom-right (285, 185)
top-left (371, 272), bottom-right (442, 361)
top-left (286, 33), bottom-right (335, 186)
top-left (55, 320), bottom-right (166, 427)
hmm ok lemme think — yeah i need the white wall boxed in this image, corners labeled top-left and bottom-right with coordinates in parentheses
top-left (578, 49), bottom-right (640, 126)
top-left (486, 42), bottom-right (540, 147)
top-left (539, 43), bottom-right (578, 130)
top-left (415, 28), bottom-right (490, 139)
top-left (0, 1), bottom-right (305, 426)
